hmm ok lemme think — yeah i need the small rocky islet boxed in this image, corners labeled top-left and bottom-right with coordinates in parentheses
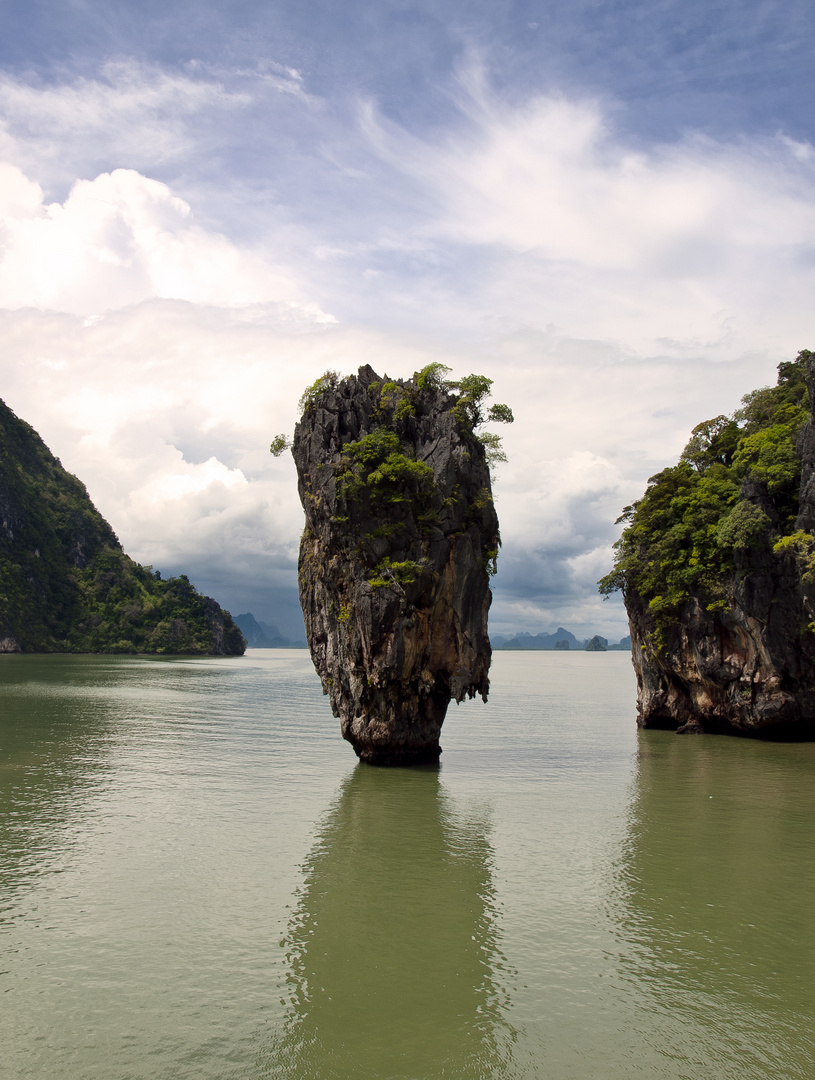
top-left (603, 349), bottom-right (815, 740)
top-left (292, 364), bottom-right (510, 765)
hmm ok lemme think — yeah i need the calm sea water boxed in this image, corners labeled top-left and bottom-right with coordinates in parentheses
top-left (1, 650), bottom-right (814, 1080)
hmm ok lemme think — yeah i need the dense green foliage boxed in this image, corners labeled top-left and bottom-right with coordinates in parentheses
top-left (416, 364), bottom-right (514, 467)
top-left (296, 366), bottom-right (509, 590)
top-left (285, 363), bottom-right (514, 471)
top-left (599, 351), bottom-right (812, 643)
top-left (299, 370), bottom-right (340, 412)
top-left (339, 429), bottom-right (436, 509)
top-left (269, 433), bottom-right (290, 457)
top-left (0, 399), bottom-right (245, 654)
top-left (65, 558), bottom-right (245, 654)
top-left (334, 428), bottom-right (438, 588)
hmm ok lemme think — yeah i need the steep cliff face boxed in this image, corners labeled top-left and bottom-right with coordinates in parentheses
top-left (293, 365), bottom-right (501, 764)
top-left (604, 351), bottom-right (815, 738)
top-left (0, 398), bottom-right (245, 656)
top-left (625, 545), bottom-right (815, 737)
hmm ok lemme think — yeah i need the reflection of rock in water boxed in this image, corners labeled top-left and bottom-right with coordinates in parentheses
top-left (262, 766), bottom-right (518, 1080)
top-left (615, 732), bottom-right (815, 1077)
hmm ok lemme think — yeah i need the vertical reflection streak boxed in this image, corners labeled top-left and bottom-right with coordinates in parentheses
top-left (612, 732), bottom-right (815, 1079)
top-left (262, 765), bottom-right (519, 1080)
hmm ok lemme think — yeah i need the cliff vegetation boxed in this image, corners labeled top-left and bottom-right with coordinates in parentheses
top-left (0, 399), bottom-right (245, 655)
top-left (600, 350), bottom-right (815, 737)
top-left (601, 351), bottom-right (811, 645)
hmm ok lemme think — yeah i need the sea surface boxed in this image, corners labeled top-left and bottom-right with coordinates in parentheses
top-left (1, 650), bottom-right (813, 1080)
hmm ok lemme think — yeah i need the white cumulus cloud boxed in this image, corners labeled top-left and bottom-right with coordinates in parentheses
top-left (0, 165), bottom-right (326, 316)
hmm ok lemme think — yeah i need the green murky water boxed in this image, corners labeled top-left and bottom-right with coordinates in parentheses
top-left (1, 651), bottom-right (813, 1079)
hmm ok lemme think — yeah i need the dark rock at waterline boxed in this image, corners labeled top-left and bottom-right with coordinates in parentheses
top-left (293, 366), bottom-right (500, 765)
top-left (627, 552), bottom-right (815, 739)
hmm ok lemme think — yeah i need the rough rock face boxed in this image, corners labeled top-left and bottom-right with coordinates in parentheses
top-left (625, 358), bottom-right (815, 739)
top-left (293, 365), bottom-right (500, 764)
top-left (627, 553), bottom-right (815, 738)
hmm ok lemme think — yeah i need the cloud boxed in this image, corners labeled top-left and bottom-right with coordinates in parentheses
top-left (8, 294), bottom-right (763, 640)
top-left (486, 445), bottom-right (631, 637)
top-left (0, 164), bottom-right (327, 315)
top-left (433, 94), bottom-right (815, 268)
top-left (460, 330), bottom-right (790, 638)
top-left (0, 301), bottom-right (464, 630)
top-left (0, 60), bottom-right (306, 187)
top-left (7, 58), bottom-right (811, 353)
top-left (1, 58), bottom-right (813, 639)
top-left (361, 76), bottom-right (815, 353)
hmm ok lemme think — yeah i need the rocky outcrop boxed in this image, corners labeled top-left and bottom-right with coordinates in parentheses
top-left (627, 551), bottom-right (815, 738)
top-left (293, 366), bottom-right (500, 764)
top-left (622, 354), bottom-right (815, 739)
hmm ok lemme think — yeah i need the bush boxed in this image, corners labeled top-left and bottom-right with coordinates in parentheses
top-left (600, 350), bottom-right (812, 646)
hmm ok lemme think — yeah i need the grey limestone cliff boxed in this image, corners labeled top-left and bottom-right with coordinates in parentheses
top-left (293, 365), bottom-right (501, 764)
top-left (627, 562), bottom-right (815, 738)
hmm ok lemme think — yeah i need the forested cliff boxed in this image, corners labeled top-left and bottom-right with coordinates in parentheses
top-left (0, 399), bottom-right (245, 655)
top-left (602, 350), bottom-right (815, 738)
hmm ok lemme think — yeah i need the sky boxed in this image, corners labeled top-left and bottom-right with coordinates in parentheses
top-left (1, 0), bottom-right (814, 641)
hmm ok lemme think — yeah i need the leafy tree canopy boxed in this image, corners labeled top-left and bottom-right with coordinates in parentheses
top-left (279, 364), bottom-right (514, 473)
top-left (599, 350), bottom-right (812, 645)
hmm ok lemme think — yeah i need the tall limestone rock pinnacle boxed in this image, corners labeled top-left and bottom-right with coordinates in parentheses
top-left (293, 365), bottom-right (503, 765)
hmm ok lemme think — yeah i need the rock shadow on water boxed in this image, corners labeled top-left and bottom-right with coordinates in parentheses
top-left (259, 764), bottom-right (520, 1080)
top-left (610, 730), bottom-right (815, 1079)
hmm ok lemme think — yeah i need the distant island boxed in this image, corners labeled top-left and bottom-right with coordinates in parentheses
top-left (601, 349), bottom-right (815, 739)
top-left (0, 399), bottom-right (245, 656)
top-left (492, 628), bottom-right (631, 651)
top-left (233, 612), bottom-right (306, 648)
top-left (234, 612), bottom-right (629, 653)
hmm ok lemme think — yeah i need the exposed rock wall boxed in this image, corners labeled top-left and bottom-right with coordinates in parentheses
top-left (627, 551), bottom-right (815, 737)
top-left (293, 366), bottom-right (500, 764)
top-left (626, 359), bottom-right (815, 739)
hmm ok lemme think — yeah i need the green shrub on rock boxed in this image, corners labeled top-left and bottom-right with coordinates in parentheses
top-left (600, 350), bottom-right (812, 648)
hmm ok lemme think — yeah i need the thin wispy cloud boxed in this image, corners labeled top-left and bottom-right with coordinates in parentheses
top-left (0, 63), bottom-right (247, 187)
top-left (359, 76), bottom-right (815, 351)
